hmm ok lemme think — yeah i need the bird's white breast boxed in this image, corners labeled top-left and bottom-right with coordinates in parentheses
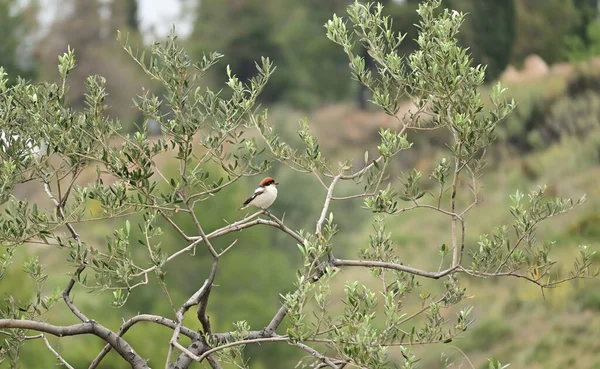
top-left (250, 185), bottom-right (277, 208)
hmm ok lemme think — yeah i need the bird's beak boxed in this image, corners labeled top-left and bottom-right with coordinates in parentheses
top-left (275, 182), bottom-right (279, 185)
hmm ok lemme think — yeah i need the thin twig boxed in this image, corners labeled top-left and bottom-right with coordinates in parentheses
top-left (131, 213), bottom-right (297, 279)
top-left (185, 200), bottom-right (219, 258)
top-left (41, 334), bottom-right (75, 369)
top-left (218, 239), bottom-right (239, 257)
top-left (333, 259), bottom-right (458, 279)
top-left (62, 266), bottom-right (88, 322)
top-left (450, 143), bottom-right (462, 266)
top-left (197, 336), bottom-right (289, 362)
top-left (316, 175), bottom-right (341, 236)
top-left (293, 342), bottom-right (339, 369)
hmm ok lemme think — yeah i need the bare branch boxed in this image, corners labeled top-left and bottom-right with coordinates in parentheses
top-left (459, 266), bottom-right (592, 289)
top-left (176, 336), bottom-right (337, 369)
top-left (450, 144), bottom-right (462, 266)
top-left (89, 314), bottom-right (199, 369)
top-left (336, 156), bottom-right (384, 180)
top-left (263, 304), bottom-right (289, 337)
top-left (132, 212), bottom-right (300, 280)
top-left (186, 199), bottom-right (219, 258)
top-left (218, 238), bottom-right (239, 257)
top-left (167, 339), bottom-right (209, 369)
top-left (188, 174), bottom-right (245, 201)
top-left (171, 340), bottom-right (203, 362)
top-left (41, 334), bottom-right (75, 369)
top-left (166, 280), bottom-right (210, 367)
top-left (205, 210), bottom-right (263, 239)
top-left (132, 238), bottom-right (205, 278)
top-left (0, 319), bottom-right (148, 369)
top-left (316, 175), bottom-right (340, 236)
top-left (197, 261), bottom-right (218, 335)
top-left (293, 342), bottom-right (339, 369)
top-left (398, 296), bottom-right (446, 325)
top-left (63, 266), bottom-right (88, 322)
top-left (333, 259), bottom-right (458, 279)
top-left (158, 210), bottom-right (193, 241)
top-left (209, 305), bottom-right (289, 345)
top-left (197, 336), bottom-right (289, 363)
top-left (263, 212), bottom-right (304, 244)
top-left (331, 193), bottom-right (374, 201)
top-left (44, 178), bottom-right (90, 323)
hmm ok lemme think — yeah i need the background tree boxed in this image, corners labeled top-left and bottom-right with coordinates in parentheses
top-left (512, 0), bottom-right (581, 64)
top-left (448, 0), bottom-right (516, 80)
top-left (36, 0), bottom-right (147, 131)
top-left (0, 1), bottom-right (597, 369)
top-left (191, 0), bottom-right (353, 107)
top-left (573, 0), bottom-right (599, 45)
top-left (0, 0), bottom-right (38, 83)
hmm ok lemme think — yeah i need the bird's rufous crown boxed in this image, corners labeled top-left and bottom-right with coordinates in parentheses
top-left (259, 177), bottom-right (276, 187)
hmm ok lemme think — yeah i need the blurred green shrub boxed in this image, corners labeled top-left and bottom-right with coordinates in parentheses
top-left (500, 68), bottom-right (600, 151)
top-left (569, 212), bottom-right (600, 239)
top-left (565, 20), bottom-right (600, 62)
top-left (574, 287), bottom-right (600, 311)
top-left (461, 317), bottom-right (513, 352)
top-left (547, 91), bottom-right (600, 139)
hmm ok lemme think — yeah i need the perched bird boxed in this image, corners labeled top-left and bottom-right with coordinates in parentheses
top-left (240, 177), bottom-right (279, 210)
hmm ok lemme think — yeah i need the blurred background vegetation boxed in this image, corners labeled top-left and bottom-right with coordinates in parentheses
top-left (2, 0), bottom-right (600, 368)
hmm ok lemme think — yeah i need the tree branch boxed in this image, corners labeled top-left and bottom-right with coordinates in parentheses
top-left (133, 211), bottom-right (279, 278)
top-left (40, 334), bottom-right (75, 369)
top-left (317, 175), bottom-right (340, 262)
top-left (263, 212), bottom-right (304, 243)
top-left (166, 280), bottom-right (210, 368)
top-left (316, 175), bottom-right (340, 236)
top-left (293, 342), bottom-right (339, 369)
top-left (0, 319), bottom-right (149, 369)
top-left (197, 336), bottom-right (289, 362)
top-left (333, 259), bottom-right (458, 279)
top-left (167, 338), bottom-right (211, 369)
top-left (186, 199), bottom-right (219, 258)
top-left (89, 314), bottom-right (199, 369)
top-left (62, 265), bottom-right (88, 322)
top-left (450, 144), bottom-right (462, 266)
top-left (44, 178), bottom-right (90, 323)
top-left (197, 261), bottom-right (218, 335)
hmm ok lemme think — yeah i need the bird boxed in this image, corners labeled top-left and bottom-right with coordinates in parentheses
top-left (240, 177), bottom-right (279, 210)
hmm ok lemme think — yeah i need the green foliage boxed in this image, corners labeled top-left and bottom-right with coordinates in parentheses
top-left (488, 358), bottom-right (511, 369)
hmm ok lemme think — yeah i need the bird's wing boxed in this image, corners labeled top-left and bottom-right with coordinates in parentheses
top-left (242, 187), bottom-right (265, 207)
